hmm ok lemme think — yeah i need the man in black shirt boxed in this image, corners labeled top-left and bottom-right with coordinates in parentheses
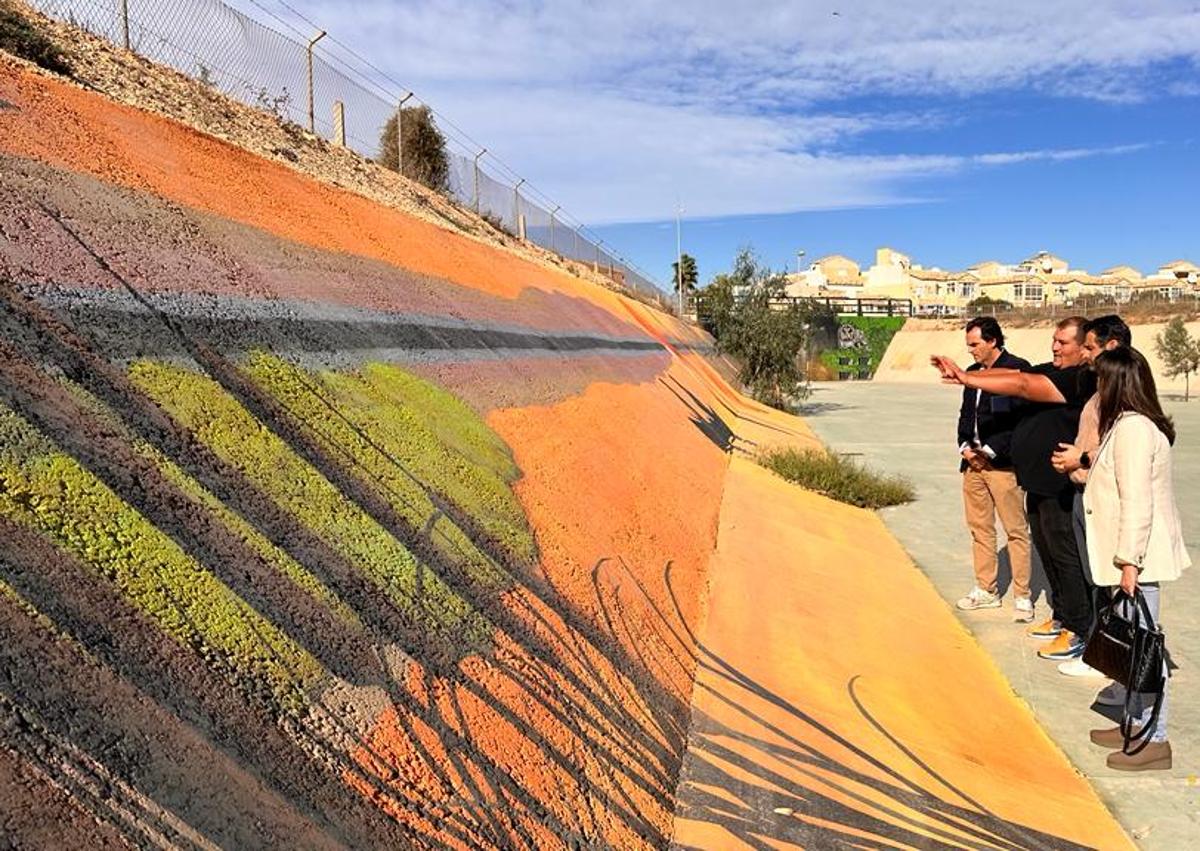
top-left (932, 316), bottom-right (1094, 661)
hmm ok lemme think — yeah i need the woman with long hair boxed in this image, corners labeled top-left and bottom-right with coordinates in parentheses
top-left (1082, 346), bottom-right (1190, 771)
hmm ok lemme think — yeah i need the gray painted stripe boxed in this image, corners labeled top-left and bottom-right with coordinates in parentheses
top-left (14, 286), bottom-right (699, 365)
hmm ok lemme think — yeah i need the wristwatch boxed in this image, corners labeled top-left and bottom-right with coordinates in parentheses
top-left (1080, 451), bottom-right (1092, 470)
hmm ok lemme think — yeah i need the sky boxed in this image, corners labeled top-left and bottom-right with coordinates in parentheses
top-left (251, 0), bottom-right (1200, 289)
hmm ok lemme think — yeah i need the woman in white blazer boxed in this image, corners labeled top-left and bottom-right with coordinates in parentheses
top-left (1082, 346), bottom-right (1190, 771)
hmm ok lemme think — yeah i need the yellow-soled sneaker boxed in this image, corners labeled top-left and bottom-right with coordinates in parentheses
top-left (1026, 618), bottom-right (1062, 640)
top-left (1037, 630), bottom-right (1085, 660)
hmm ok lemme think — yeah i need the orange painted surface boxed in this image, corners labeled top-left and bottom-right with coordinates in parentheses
top-left (668, 347), bottom-right (821, 451)
top-left (344, 363), bottom-right (732, 847)
top-left (344, 590), bottom-right (701, 848)
top-left (673, 458), bottom-right (1133, 850)
top-left (0, 58), bottom-right (667, 334)
top-left (620, 297), bottom-right (716, 354)
top-left (487, 361), bottom-right (730, 661)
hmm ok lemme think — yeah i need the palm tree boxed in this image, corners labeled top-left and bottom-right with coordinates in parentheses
top-left (672, 253), bottom-right (699, 294)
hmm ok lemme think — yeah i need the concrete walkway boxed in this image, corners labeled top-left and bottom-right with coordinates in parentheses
top-left (802, 381), bottom-right (1200, 849)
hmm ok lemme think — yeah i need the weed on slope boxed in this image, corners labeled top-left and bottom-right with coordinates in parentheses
top-left (758, 447), bottom-right (915, 509)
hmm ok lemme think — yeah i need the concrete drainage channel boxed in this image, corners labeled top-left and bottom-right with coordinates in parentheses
top-left (0, 49), bottom-right (1153, 849)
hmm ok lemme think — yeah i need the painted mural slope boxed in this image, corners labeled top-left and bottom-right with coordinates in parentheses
top-left (0, 52), bottom-right (1130, 849)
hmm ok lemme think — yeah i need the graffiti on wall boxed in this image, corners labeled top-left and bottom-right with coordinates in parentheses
top-left (837, 324), bottom-right (868, 350)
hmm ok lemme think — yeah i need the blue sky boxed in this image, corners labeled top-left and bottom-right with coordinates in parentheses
top-left (254, 0), bottom-right (1199, 288)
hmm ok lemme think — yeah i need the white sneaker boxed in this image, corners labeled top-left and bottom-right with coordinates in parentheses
top-left (956, 586), bottom-right (1001, 611)
top-left (1013, 596), bottom-right (1034, 623)
top-left (1095, 681), bottom-right (1126, 706)
top-left (1057, 658), bottom-right (1104, 678)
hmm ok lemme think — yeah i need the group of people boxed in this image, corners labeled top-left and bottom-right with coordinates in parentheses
top-left (931, 315), bottom-right (1190, 772)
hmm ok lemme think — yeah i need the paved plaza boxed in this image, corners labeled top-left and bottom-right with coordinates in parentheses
top-left (803, 380), bottom-right (1200, 849)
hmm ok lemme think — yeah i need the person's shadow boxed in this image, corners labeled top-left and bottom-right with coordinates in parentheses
top-left (995, 545), bottom-right (1052, 607)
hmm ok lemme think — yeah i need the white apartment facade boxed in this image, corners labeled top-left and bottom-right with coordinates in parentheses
top-left (783, 247), bottom-right (1199, 314)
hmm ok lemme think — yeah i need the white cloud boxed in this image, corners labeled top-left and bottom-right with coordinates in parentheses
top-left (972, 144), bottom-right (1150, 166)
top-left (415, 85), bottom-right (1151, 222)
top-left (241, 0), bottom-right (1194, 221)
top-left (290, 0), bottom-right (1200, 104)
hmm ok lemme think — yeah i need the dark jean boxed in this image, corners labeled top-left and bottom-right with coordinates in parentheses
top-left (1028, 488), bottom-right (1094, 637)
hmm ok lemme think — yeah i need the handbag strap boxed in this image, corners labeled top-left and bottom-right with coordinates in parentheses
top-left (1119, 588), bottom-right (1167, 755)
top-left (1122, 688), bottom-right (1165, 755)
top-left (1135, 588), bottom-right (1158, 630)
top-left (1111, 588), bottom-right (1160, 632)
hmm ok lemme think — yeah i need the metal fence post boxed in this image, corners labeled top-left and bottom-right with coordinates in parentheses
top-left (396, 91), bottom-right (413, 175)
top-left (513, 179), bottom-right (525, 235)
top-left (120, 0), bottom-right (130, 50)
top-left (306, 30), bottom-right (326, 133)
top-left (332, 101), bottom-right (345, 146)
top-left (23, 0), bottom-right (675, 299)
top-left (473, 148), bottom-right (487, 214)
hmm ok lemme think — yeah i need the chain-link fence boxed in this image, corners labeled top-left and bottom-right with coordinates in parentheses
top-left (27, 0), bottom-right (672, 309)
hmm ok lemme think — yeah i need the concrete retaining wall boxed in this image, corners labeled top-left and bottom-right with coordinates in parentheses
top-left (0, 50), bottom-right (1134, 851)
top-left (876, 318), bottom-right (1200, 396)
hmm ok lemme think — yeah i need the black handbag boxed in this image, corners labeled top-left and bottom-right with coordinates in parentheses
top-left (1082, 589), bottom-right (1168, 754)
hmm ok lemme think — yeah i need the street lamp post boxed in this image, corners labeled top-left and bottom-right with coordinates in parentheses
top-left (676, 203), bottom-right (684, 317)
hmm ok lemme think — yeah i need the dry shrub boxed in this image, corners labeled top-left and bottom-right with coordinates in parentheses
top-left (0, 0), bottom-right (71, 76)
top-left (758, 447), bottom-right (915, 509)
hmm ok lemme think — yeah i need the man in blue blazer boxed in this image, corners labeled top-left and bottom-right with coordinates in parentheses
top-left (955, 317), bottom-right (1034, 620)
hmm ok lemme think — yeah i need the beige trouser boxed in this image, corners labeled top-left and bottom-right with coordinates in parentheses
top-left (962, 467), bottom-right (1032, 598)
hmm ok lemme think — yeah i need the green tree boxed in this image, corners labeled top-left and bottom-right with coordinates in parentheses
top-left (1155, 316), bottom-right (1200, 401)
top-left (378, 105), bottom-right (450, 192)
top-left (696, 248), bottom-right (826, 410)
top-left (672, 253), bottom-right (699, 294)
top-left (697, 248), bottom-right (755, 344)
top-left (696, 273), bottom-right (735, 340)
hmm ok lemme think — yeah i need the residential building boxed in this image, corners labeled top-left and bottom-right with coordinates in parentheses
top-left (1146, 260), bottom-right (1200, 299)
top-left (784, 254), bottom-right (863, 298)
top-left (781, 247), bottom-right (1198, 314)
top-left (1016, 251), bottom-right (1069, 276)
